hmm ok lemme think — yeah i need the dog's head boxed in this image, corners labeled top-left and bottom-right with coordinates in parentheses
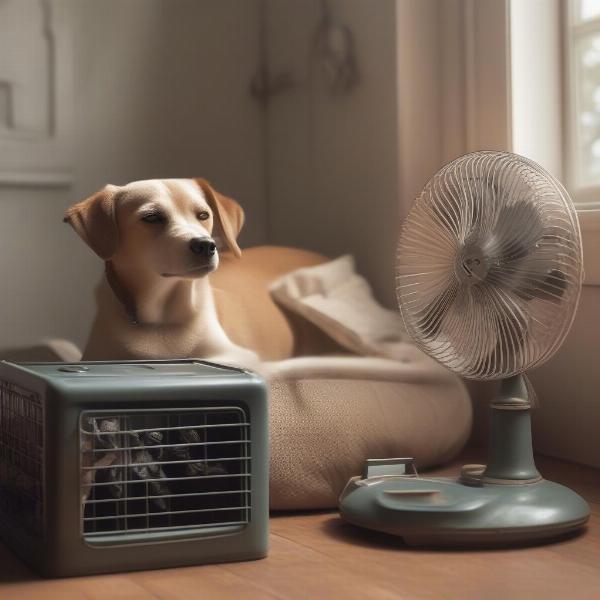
top-left (64, 178), bottom-right (244, 279)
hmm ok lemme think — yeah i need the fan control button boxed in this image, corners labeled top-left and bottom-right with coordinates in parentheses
top-left (58, 365), bottom-right (89, 373)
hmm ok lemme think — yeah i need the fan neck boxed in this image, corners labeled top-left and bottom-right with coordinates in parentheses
top-left (492, 374), bottom-right (532, 410)
top-left (482, 374), bottom-right (541, 483)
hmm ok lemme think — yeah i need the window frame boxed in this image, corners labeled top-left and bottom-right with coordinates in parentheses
top-left (444, 0), bottom-right (600, 284)
top-left (564, 0), bottom-right (600, 209)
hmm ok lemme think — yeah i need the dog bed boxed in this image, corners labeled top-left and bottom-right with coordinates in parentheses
top-left (266, 255), bottom-right (471, 509)
top-left (268, 353), bottom-right (471, 509)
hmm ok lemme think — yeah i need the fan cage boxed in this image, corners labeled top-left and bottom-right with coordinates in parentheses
top-left (0, 380), bottom-right (45, 540)
top-left (396, 151), bottom-right (583, 380)
top-left (80, 407), bottom-right (251, 543)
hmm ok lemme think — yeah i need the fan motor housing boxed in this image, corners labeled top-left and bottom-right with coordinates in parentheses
top-left (0, 360), bottom-right (268, 577)
top-left (456, 245), bottom-right (488, 284)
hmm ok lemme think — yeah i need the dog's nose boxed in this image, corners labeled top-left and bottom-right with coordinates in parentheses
top-left (189, 238), bottom-right (217, 257)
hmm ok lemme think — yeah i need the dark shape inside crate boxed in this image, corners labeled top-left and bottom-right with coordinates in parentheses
top-left (81, 408), bottom-right (251, 539)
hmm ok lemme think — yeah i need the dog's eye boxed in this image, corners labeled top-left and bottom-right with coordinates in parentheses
top-left (197, 211), bottom-right (210, 221)
top-left (141, 212), bottom-right (167, 225)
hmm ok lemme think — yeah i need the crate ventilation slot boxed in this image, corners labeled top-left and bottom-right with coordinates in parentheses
top-left (0, 381), bottom-right (45, 539)
top-left (80, 407), bottom-right (251, 542)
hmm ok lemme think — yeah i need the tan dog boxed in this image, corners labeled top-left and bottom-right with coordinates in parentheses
top-left (65, 178), bottom-right (261, 367)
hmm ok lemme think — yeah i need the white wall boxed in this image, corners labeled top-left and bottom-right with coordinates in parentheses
top-left (265, 0), bottom-right (442, 307)
top-left (0, 0), bottom-right (265, 351)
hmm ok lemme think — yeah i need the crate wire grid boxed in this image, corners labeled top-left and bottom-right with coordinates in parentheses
top-left (0, 380), bottom-right (45, 539)
top-left (80, 407), bottom-right (251, 542)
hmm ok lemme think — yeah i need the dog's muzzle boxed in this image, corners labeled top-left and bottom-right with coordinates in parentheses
top-left (189, 237), bottom-right (217, 258)
top-left (161, 237), bottom-right (218, 278)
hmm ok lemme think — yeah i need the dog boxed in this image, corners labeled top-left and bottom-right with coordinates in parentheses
top-left (64, 178), bottom-right (262, 369)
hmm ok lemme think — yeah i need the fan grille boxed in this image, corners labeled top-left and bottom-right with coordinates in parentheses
top-left (396, 151), bottom-right (583, 380)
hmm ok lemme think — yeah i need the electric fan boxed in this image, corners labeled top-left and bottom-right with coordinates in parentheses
top-left (339, 151), bottom-right (590, 546)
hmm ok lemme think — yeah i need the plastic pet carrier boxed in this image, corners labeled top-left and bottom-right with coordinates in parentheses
top-left (0, 359), bottom-right (268, 577)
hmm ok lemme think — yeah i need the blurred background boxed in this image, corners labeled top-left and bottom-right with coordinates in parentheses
top-left (0, 0), bottom-right (598, 466)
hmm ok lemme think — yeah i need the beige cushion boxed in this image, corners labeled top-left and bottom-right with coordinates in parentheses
top-left (0, 339), bottom-right (83, 363)
top-left (270, 254), bottom-right (407, 357)
top-left (268, 351), bottom-right (472, 510)
top-left (212, 247), bottom-right (341, 361)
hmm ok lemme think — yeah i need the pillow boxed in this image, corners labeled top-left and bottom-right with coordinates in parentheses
top-left (269, 254), bottom-right (406, 358)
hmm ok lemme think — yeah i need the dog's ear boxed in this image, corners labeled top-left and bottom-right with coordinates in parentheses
top-left (195, 178), bottom-right (244, 258)
top-left (63, 185), bottom-right (119, 260)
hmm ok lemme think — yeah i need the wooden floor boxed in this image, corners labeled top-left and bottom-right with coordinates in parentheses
top-left (1, 454), bottom-right (599, 600)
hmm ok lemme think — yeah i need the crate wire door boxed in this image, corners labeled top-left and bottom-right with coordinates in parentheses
top-left (80, 407), bottom-right (251, 543)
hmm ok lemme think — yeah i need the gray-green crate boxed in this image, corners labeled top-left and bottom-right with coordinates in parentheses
top-left (0, 360), bottom-right (269, 577)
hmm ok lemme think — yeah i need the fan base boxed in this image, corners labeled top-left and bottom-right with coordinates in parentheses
top-left (339, 470), bottom-right (589, 547)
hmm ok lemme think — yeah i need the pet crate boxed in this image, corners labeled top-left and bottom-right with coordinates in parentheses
top-left (0, 359), bottom-right (268, 577)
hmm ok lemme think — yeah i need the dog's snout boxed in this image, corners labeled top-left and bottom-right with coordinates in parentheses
top-left (189, 238), bottom-right (217, 257)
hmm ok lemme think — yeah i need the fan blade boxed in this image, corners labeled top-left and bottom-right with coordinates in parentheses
top-left (409, 279), bottom-right (459, 341)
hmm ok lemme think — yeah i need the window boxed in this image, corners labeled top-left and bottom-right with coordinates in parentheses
top-left (566, 0), bottom-right (600, 205)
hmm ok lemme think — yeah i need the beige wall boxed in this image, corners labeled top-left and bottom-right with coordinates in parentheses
top-left (0, 0), bottom-right (265, 350)
top-left (265, 0), bottom-right (399, 307)
top-left (265, 0), bottom-right (442, 308)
